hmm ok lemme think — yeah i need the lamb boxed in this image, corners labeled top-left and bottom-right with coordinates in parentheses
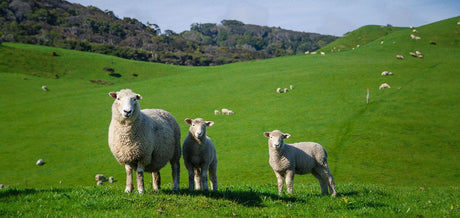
top-left (379, 83), bottom-right (391, 89)
top-left (108, 89), bottom-right (181, 193)
top-left (396, 55), bottom-right (404, 60)
top-left (36, 159), bottom-right (45, 166)
top-left (41, 86), bottom-right (48, 91)
top-left (183, 118), bottom-right (218, 191)
top-left (320, 51), bottom-right (325, 56)
top-left (276, 88), bottom-right (282, 93)
top-left (284, 88), bottom-right (289, 93)
top-left (290, 85), bottom-right (293, 90)
top-left (214, 110), bottom-right (220, 115)
top-left (264, 130), bottom-right (337, 196)
top-left (410, 52), bottom-right (417, 57)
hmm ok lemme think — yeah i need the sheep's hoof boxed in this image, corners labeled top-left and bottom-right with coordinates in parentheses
top-left (124, 187), bottom-right (133, 193)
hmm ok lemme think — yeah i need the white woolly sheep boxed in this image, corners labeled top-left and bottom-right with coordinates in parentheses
top-left (310, 52), bottom-right (317, 55)
top-left (108, 89), bottom-right (181, 193)
top-left (381, 71), bottom-right (393, 76)
top-left (409, 52), bottom-right (417, 57)
top-left (320, 52), bottom-right (325, 56)
top-left (36, 159), bottom-right (45, 166)
top-left (379, 83), bottom-right (391, 89)
top-left (214, 110), bottom-right (220, 115)
top-left (183, 118), bottom-right (218, 191)
top-left (416, 51), bottom-right (422, 56)
top-left (264, 130), bottom-right (337, 196)
top-left (221, 108), bottom-right (234, 115)
top-left (284, 88), bottom-right (289, 93)
top-left (276, 88), bottom-right (282, 93)
top-left (415, 36), bottom-right (421, 40)
top-left (109, 176), bottom-right (115, 183)
top-left (41, 86), bottom-right (48, 91)
top-left (304, 51), bottom-right (310, 54)
top-left (290, 85), bottom-right (293, 90)
top-left (396, 55), bottom-right (404, 60)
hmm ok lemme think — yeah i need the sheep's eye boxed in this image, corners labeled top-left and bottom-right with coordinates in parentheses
top-left (117, 98), bottom-right (120, 100)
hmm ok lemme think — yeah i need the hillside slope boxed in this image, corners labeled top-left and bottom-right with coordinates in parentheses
top-left (0, 17), bottom-right (459, 189)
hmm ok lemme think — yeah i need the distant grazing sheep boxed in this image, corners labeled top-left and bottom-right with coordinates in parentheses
top-left (379, 83), bottom-right (391, 89)
top-left (41, 86), bottom-right (48, 91)
top-left (276, 88), bottom-right (282, 93)
top-left (415, 36), bottom-right (421, 40)
top-left (381, 71), bottom-right (393, 76)
top-left (310, 52), bottom-right (317, 55)
top-left (264, 130), bottom-right (337, 196)
top-left (36, 159), bottom-right (45, 166)
top-left (214, 110), bottom-right (220, 115)
top-left (396, 55), bottom-right (404, 60)
top-left (0, 184), bottom-right (4, 189)
top-left (284, 88), bottom-right (289, 93)
top-left (95, 174), bottom-right (107, 182)
top-left (221, 108), bottom-right (234, 115)
top-left (409, 52), bottom-right (417, 57)
top-left (183, 118), bottom-right (218, 191)
top-left (380, 41), bottom-right (384, 45)
top-left (109, 176), bottom-right (115, 183)
top-left (290, 85), bottom-right (293, 90)
top-left (320, 52), bottom-right (325, 56)
top-left (304, 51), bottom-right (310, 54)
top-left (108, 89), bottom-right (181, 193)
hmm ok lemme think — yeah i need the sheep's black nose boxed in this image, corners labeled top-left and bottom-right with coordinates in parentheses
top-left (124, 110), bottom-right (132, 114)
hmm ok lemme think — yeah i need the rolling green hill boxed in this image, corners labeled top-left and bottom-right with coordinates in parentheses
top-left (0, 16), bottom-right (459, 216)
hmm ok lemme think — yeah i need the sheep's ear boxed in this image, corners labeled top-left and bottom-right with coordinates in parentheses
top-left (185, 118), bottom-right (192, 125)
top-left (264, 132), bottom-right (270, 138)
top-left (109, 92), bottom-right (117, 99)
top-left (283, 133), bottom-right (291, 139)
top-left (136, 94), bottom-right (142, 100)
top-left (206, 121), bottom-right (214, 127)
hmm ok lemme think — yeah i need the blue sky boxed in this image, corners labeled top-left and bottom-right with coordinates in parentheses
top-left (68, 0), bottom-right (459, 36)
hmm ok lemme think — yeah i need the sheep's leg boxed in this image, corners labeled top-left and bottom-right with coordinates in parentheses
top-left (170, 159), bottom-right (180, 191)
top-left (194, 168), bottom-right (201, 190)
top-left (322, 164), bottom-right (337, 197)
top-left (285, 170), bottom-right (295, 194)
top-left (209, 162), bottom-right (217, 191)
top-left (312, 169), bottom-right (329, 196)
top-left (201, 166), bottom-right (210, 191)
top-left (124, 165), bottom-right (134, 193)
top-left (187, 168), bottom-right (195, 191)
top-left (274, 171), bottom-right (285, 195)
top-left (136, 165), bottom-right (145, 194)
top-left (152, 171), bottom-right (161, 190)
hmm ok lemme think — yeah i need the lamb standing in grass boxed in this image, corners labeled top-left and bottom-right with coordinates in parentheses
top-left (183, 118), bottom-right (217, 191)
top-left (108, 89), bottom-right (181, 193)
top-left (264, 130), bottom-right (337, 196)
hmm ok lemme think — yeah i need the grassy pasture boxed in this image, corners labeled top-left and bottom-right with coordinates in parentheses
top-left (0, 16), bottom-right (459, 216)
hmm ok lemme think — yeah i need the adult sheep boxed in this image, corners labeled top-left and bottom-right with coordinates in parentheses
top-left (264, 130), bottom-right (337, 196)
top-left (183, 118), bottom-right (218, 191)
top-left (108, 89), bottom-right (181, 193)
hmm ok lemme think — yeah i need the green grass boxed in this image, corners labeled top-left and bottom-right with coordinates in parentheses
top-left (0, 16), bottom-right (459, 216)
top-left (1, 184), bottom-right (458, 217)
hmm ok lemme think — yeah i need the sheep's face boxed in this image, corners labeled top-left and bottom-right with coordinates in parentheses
top-left (264, 130), bottom-right (291, 150)
top-left (185, 118), bottom-right (214, 140)
top-left (109, 89), bottom-right (142, 119)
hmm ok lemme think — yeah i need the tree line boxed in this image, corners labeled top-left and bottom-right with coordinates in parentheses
top-left (0, 0), bottom-right (337, 66)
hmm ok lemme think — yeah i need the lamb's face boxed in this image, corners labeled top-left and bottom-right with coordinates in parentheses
top-left (264, 130), bottom-right (291, 150)
top-left (185, 118), bottom-right (214, 139)
top-left (109, 89), bottom-right (142, 118)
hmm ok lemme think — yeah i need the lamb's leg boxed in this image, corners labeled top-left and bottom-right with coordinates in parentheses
top-left (201, 166), bottom-right (210, 191)
top-left (274, 171), bottom-right (285, 195)
top-left (312, 169), bottom-right (329, 196)
top-left (187, 168), bottom-right (195, 191)
top-left (209, 162), bottom-right (217, 191)
top-left (323, 164), bottom-right (337, 197)
top-left (124, 165), bottom-right (134, 193)
top-left (152, 171), bottom-right (161, 190)
top-left (285, 170), bottom-right (295, 194)
top-left (170, 159), bottom-right (180, 191)
top-left (136, 165), bottom-right (145, 194)
top-left (194, 168), bottom-right (201, 190)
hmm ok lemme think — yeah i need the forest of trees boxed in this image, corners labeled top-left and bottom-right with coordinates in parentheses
top-left (0, 0), bottom-right (338, 66)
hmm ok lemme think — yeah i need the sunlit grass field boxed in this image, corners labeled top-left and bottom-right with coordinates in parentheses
top-left (1, 16), bottom-right (459, 216)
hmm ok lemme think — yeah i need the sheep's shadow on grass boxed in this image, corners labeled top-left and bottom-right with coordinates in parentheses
top-left (162, 187), bottom-right (304, 207)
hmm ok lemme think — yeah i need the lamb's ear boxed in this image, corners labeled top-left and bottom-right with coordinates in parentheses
top-left (185, 118), bottom-right (192, 125)
top-left (136, 94), bottom-right (142, 100)
top-left (264, 132), bottom-right (271, 138)
top-left (283, 133), bottom-right (291, 139)
top-left (109, 92), bottom-right (117, 99)
top-left (206, 121), bottom-right (214, 127)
